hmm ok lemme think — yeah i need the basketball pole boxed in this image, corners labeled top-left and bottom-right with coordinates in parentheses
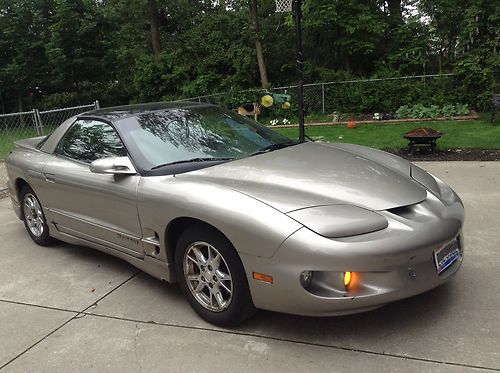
top-left (294, 0), bottom-right (305, 142)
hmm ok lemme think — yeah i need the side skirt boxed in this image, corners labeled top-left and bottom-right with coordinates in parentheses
top-left (49, 224), bottom-right (175, 283)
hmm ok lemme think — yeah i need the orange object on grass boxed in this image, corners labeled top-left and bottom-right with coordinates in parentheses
top-left (347, 121), bottom-right (357, 129)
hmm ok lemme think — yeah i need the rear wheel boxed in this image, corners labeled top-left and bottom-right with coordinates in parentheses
top-left (20, 185), bottom-right (55, 246)
top-left (175, 225), bottom-right (255, 326)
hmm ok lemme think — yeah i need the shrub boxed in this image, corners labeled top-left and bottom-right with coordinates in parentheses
top-left (38, 92), bottom-right (79, 110)
top-left (396, 104), bottom-right (470, 119)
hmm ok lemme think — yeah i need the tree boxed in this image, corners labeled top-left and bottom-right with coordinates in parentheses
top-left (0, 0), bottom-right (53, 112)
top-left (0, 0), bottom-right (497, 112)
top-left (302, 0), bottom-right (386, 74)
top-left (46, 0), bottom-right (113, 101)
top-left (249, 0), bottom-right (269, 88)
top-left (148, 0), bottom-right (162, 57)
top-left (420, 0), bottom-right (500, 108)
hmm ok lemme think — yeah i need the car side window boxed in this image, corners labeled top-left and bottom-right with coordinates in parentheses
top-left (56, 119), bottom-right (127, 163)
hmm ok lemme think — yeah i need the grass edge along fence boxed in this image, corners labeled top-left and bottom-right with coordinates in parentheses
top-left (0, 101), bottom-right (99, 160)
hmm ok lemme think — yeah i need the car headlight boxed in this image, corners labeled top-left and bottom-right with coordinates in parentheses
top-left (287, 205), bottom-right (388, 238)
top-left (411, 165), bottom-right (458, 205)
top-left (434, 176), bottom-right (460, 205)
top-left (411, 165), bottom-right (440, 196)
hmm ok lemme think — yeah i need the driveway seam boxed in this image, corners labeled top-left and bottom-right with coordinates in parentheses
top-left (84, 312), bottom-right (500, 372)
top-left (0, 299), bottom-right (80, 314)
top-left (0, 272), bottom-right (139, 370)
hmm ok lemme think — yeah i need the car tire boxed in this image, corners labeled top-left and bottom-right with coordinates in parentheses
top-left (20, 185), bottom-right (55, 246)
top-left (175, 224), bottom-right (256, 326)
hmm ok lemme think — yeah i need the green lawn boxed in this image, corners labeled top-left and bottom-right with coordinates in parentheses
top-left (1, 115), bottom-right (498, 160)
top-left (0, 127), bottom-right (39, 160)
top-left (273, 115), bottom-right (499, 150)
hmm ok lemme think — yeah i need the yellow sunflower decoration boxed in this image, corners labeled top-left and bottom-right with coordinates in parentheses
top-left (281, 101), bottom-right (291, 110)
top-left (261, 95), bottom-right (274, 108)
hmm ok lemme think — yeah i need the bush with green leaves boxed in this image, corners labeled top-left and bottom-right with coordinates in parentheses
top-left (396, 104), bottom-right (470, 119)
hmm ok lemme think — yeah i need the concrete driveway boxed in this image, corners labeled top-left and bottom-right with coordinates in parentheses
top-left (0, 162), bottom-right (499, 373)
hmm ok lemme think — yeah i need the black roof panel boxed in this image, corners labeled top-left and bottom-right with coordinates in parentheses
top-left (79, 101), bottom-right (212, 122)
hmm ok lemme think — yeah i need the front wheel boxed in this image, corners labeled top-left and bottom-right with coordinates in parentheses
top-left (175, 225), bottom-right (255, 326)
top-left (20, 185), bottom-right (55, 246)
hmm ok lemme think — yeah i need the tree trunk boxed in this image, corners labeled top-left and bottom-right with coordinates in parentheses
top-left (75, 79), bottom-right (82, 105)
top-left (387, 0), bottom-right (402, 25)
top-left (0, 91), bottom-right (5, 114)
top-left (148, 0), bottom-right (162, 57)
top-left (17, 90), bottom-right (23, 113)
top-left (249, 0), bottom-right (269, 88)
top-left (17, 90), bottom-right (26, 127)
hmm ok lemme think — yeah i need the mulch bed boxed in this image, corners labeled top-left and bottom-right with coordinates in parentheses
top-left (388, 148), bottom-right (500, 161)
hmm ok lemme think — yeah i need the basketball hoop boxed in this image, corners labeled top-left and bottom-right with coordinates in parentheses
top-left (275, 0), bottom-right (293, 13)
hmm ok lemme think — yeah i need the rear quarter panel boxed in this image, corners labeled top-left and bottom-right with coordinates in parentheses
top-left (6, 145), bottom-right (53, 207)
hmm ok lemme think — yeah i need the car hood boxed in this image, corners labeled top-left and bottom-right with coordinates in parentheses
top-left (181, 142), bottom-right (427, 212)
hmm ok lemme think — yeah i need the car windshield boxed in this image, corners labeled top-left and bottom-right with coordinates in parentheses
top-left (117, 105), bottom-right (297, 171)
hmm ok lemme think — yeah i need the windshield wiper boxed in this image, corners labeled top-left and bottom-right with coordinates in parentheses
top-left (248, 140), bottom-right (300, 157)
top-left (151, 157), bottom-right (234, 170)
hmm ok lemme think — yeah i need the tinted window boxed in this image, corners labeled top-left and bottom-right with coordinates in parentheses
top-left (117, 106), bottom-right (295, 170)
top-left (57, 119), bottom-right (127, 163)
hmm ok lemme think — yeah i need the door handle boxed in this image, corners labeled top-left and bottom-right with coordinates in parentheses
top-left (43, 172), bottom-right (56, 183)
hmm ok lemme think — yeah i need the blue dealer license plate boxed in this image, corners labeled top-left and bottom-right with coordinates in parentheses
top-left (434, 239), bottom-right (460, 274)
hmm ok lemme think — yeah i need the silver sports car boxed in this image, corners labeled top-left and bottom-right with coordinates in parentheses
top-left (5, 102), bottom-right (464, 326)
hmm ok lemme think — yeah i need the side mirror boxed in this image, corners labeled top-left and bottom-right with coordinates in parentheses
top-left (90, 156), bottom-right (137, 175)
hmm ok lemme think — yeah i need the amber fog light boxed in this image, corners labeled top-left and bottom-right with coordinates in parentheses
top-left (343, 271), bottom-right (352, 288)
top-left (300, 271), bottom-right (313, 288)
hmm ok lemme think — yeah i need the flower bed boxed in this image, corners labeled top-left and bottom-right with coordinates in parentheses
top-left (268, 111), bottom-right (479, 128)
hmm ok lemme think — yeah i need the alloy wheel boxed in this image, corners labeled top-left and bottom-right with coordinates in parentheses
top-left (23, 193), bottom-right (44, 237)
top-left (183, 241), bottom-right (233, 312)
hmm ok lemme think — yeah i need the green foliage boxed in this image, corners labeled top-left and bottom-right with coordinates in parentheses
top-left (454, 104), bottom-right (470, 116)
top-left (266, 102), bottom-right (294, 122)
top-left (396, 104), bottom-right (470, 119)
top-left (319, 74), bottom-right (463, 113)
top-left (38, 92), bottom-right (79, 110)
top-left (222, 90), bottom-right (262, 109)
top-left (0, 0), bottom-right (53, 110)
top-left (0, 0), bottom-right (498, 113)
top-left (395, 105), bottom-right (411, 119)
top-left (47, 0), bottom-right (113, 90)
top-left (302, 0), bottom-right (386, 73)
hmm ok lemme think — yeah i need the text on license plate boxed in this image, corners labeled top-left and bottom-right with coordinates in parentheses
top-left (434, 239), bottom-right (461, 274)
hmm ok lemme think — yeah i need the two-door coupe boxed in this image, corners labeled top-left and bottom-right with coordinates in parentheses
top-left (6, 102), bottom-right (464, 326)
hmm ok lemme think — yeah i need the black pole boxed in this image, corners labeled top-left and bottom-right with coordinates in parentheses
top-left (0, 90), bottom-right (4, 114)
top-left (294, 0), bottom-right (305, 142)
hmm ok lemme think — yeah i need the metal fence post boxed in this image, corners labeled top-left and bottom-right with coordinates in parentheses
top-left (322, 83), bottom-right (325, 113)
top-left (34, 109), bottom-right (44, 135)
top-left (94, 100), bottom-right (100, 110)
top-left (32, 110), bottom-right (39, 136)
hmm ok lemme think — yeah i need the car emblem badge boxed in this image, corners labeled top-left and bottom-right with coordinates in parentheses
top-left (408, 266), bottom-right (417, 279)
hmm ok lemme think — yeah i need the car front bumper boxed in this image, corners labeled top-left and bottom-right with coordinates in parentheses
top-left (241, 194), bottom-right (464, 316)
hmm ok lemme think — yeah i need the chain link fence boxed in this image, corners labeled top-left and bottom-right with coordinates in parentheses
top-left (179, 73), bottom-right (456, 121)
top-left (0, 74), bottom-right (457, 161)
top-left (0, 101), bottom-right (99, 161)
